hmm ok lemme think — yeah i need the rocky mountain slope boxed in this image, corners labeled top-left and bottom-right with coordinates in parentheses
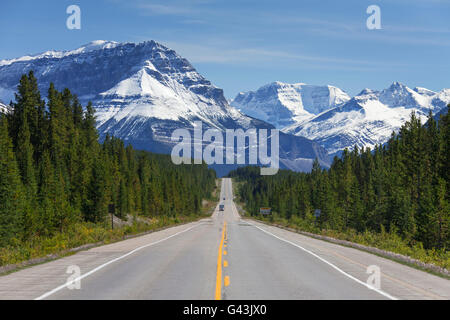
top-left (234, 81), bottom-right (450, 156)
top-left (0, 40), bottom-right (329, 174)
top-left (231, 81), bottom-right (350, 128)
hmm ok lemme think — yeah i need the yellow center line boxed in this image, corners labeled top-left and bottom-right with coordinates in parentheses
top-left (215, 221), bottom-right (226, 300)
top-left (224, 276), bottom-right (230, 287)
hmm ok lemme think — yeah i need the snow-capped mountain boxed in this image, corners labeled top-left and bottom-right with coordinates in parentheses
top-left (231, 81), bottom-right (350, 128)
top-left (0, 100), bottom-right (9, 114)
top-left (283, 82), bottom-right (450, 156)
top-left (0, 40), bottom-right (329, 174)
top-left (0, 40), bottom-right (121, 68)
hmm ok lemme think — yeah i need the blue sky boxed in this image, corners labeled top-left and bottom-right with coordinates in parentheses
top-left (1, 0), bottom-right (449, 98)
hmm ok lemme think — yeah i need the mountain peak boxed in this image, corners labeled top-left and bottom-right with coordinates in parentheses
top-left (358, 88), bottom-right (376, 96)
top-left (413, 86), bottom-right (436, 96)
top-left (76, 40), bottom-right (120, 52)
top-left (388, 81), bottom-right (409, 91)
top-left (261, 81), bottom-right (285, 89)
top-left (271, 81), bottom-right (285, 86)
top-left (0, 40), bottom-right (332, 173)
top-left (0, 40), bottom-right (122, 67)
top-left (284, 81), bottom-right (450, 156)
top-left (231, 81), bottom-right (350, 129)
top-left (264, 81), bottom-right (309, 89)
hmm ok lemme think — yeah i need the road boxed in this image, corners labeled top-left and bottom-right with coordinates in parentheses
top-left (0, 178), bottom-right (448, 300)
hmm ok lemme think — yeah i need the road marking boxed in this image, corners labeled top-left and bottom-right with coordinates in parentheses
top-left (301, 239), bottom-right (444, 300)
top-left (223, 250), bottom-right (227, 255)
top-left (247, 221), bottom-right (398, 300)
top-left (215, 221), bottom-right (226, 300)
top-left (224, 276), bottom-right (230, 287)
top-left (35, 222), bottom-right (205, 300)
top-left (224, 260), bottom-right (228, 267)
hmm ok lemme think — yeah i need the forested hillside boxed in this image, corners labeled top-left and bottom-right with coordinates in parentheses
top-left (230, 107), bottom-right (449, 254)
top-left (0, 71), bottom-right (216, 250)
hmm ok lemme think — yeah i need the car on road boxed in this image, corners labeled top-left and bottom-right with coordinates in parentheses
top-left (219, 204), bottom-right (225, 211)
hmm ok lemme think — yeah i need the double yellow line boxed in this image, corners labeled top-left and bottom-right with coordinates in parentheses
top-left (215, 221), bottom-right (227, 300)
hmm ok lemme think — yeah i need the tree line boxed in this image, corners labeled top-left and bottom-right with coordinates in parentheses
top-left (0, 71), bottom-right (216, 247)
top-left (230, 107), bottom-right (450, 250)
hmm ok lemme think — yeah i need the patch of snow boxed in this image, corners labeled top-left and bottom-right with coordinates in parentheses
top-left (231, 81), bottom-right (350, 129)
top-left (0, 40), bottom-right (120, 66)
top-left (283, 82), bottom-right (450, 155)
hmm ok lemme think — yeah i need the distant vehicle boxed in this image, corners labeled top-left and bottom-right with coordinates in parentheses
top-left (223, 197), bottom-right (225, 200)
top-left (219, 204), bottom-right (225, 211)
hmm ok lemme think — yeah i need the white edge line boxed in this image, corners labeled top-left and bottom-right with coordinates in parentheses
top-left (35, 222), bottom-right (204, 300)
top-left (246, 221), bottom-right (398, 300)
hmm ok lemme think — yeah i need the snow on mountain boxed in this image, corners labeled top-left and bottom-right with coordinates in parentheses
top-left (1, 41), bottom-right (447, 166)
top-left (232, 80), bottom-right (449, 157)
top-left (378, 82), bottom-right (431, 110)
top-left (413, 87), bottom-right (436, 97)
top-left (94, 60), bottom-right (234, 131)
top-left (0, 40), bottom-right (236, 132)
top-left (431, 88), bottom-right (450, 111)
top-left (0, 40), bottom-right (329, 174)
top-left (0, 100), bottom-right (9, 114)
top-left (231, 81), bottom-right (350, 128)
top-left (283, 83), bottom-right (450, 156)
top-left (0, 40), bottom-right (120, 67)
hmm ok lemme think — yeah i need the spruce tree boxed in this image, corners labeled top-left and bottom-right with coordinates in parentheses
top-left (0, 116), bottom-right (24, 245)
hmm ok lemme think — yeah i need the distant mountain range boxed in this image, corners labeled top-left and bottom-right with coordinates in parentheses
top-left (232, 82), bottom-right (350, 128)
top-left (2, 40), bottom-right (447, 168)
top-left (0, 40), bottom-right (329, 175)
top-left (232, 82), bottom-right (450, 156)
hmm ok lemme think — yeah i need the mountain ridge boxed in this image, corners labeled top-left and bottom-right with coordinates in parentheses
top-left (0, 40), bottom-right (330, 175)
top-left (235, 81), bottom-right (450, 156)
top-left (231, 81), bottom-right (351, 128)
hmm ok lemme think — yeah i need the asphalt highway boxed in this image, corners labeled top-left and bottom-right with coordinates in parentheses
top-left (0, 178), bottom-right (448, 300)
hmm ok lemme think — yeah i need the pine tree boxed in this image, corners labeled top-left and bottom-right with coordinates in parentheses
top-left (9, 71), bottom-right (46, 162)
top-left (0, 73), bottom-right (219, 247)
top-left (230, 107), bottom-right (449, 250)
top-left (37, 150), bottom-right (57, 235)
top-left (0, 116), bottom-right (24, 245)
top-left (118, 178), bottom-right (128, 219)
top-left (85, 154), bottom-right (108, 223)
